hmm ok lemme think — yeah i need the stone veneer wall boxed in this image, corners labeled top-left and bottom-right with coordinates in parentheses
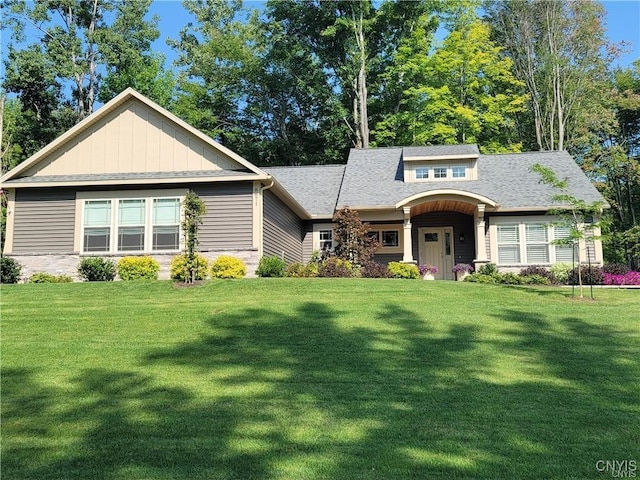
top-left (8, 249), bottom-right (260, 283)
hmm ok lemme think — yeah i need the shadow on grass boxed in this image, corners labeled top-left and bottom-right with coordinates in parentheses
top-left (2, 302), bottom-right (638, 479)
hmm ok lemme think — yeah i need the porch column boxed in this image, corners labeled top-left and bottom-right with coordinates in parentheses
top-left (402, 206), bottom-right (415, 263)
top-left (474, 204), bottom-right (488, 263)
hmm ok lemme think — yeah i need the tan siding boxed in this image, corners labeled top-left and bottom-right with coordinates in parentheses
top-left (193, 183), bottom-right (254, 249)
top-left (263, 190), bottom-right (303, 263)
top-left (25, 99), bottom-right (246, 177)
top-left (302, 223), bottom-right (314, 263)
top-left (12, 189), bottom-right (76, 253)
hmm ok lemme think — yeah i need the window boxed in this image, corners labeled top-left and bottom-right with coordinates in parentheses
top-left (81, 193), bottom-right (182, 253)
top-left (452, 166), bottom-right (466, 178)
top-left (497, 224), bottom-right (520, 264)
top-left (416, 167), bottom-right (429, 179)
top-left (153, 198), bottom-right (180, 250)
top-left (554, 226), bottom-right (577, 262)
top-left (434, 167), bottom-right (447, 178)
top-left (381, 230), bottom-right (399, 247)
top-left (84, 200), bottom-right (111, 252)
top-left (319, 229), bottom-right (333, 252)
top-left (525, 223), bottom-right (549, 263)
top-left (118, 199), bottom-right (146, 251)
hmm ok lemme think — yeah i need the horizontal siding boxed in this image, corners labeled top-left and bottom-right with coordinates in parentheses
top-left (302, 223), bottom-right (314, 263)
top-left (263, 190), bottom-right (303, 263)
top-left (192, 183), bottom-right (253, 249)
top-left (372, 253), bottom-right (403, 264)
top-left (412, 211), bottom-right (475, 265)
top-left (13, 189), bottom-right (76, 253)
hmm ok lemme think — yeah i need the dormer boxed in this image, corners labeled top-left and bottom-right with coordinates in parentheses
top-left (402, 144), bottom-right (479, 183)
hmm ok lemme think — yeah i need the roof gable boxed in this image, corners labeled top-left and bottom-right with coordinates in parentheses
top-left (1, 88), bottom-right (266, 184)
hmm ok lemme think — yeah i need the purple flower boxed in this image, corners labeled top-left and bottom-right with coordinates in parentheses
top-left (452, 263), bottom-right (474, 274)
top-left (419, 264), bottom-right (439, 275)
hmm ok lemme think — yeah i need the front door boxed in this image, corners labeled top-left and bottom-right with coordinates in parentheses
top-left (419, 227), bottom-right (454, 280)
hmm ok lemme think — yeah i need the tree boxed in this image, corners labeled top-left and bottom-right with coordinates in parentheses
top-left (485, 0), bottom-right (614, 152)
top-left (332, 207), bottom-right (378, 265)
top-left (532, 163), bottom-right (605, 298)
top-left (181, 190), bottom-right (206, 284)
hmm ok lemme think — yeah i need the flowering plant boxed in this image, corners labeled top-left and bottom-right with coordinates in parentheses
top-left (603, 271), bottom-right (640, 286)
top-left (452, 263), bottom-right (474, 274)
top-left (419, 264), bottom-right (439, 275)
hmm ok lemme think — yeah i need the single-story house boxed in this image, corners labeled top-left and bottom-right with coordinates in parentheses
top-left (1, 89), bottom-right (607, 280)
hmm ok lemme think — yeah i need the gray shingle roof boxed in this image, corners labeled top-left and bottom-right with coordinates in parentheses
top-left (403, 144), bottom-right (479, 158)
top-left (264, 165), bottom-right (346, 217)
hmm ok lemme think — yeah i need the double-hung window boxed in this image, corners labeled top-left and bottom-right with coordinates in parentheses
top-left (84, 200), bottom-right (112, 252)
top-left (497, 224), bottom-right (520, 264)
top-left (153, 198), bottom-right (181, 250)
top-left (118, 199), bottom-right (146, 251)
top-left (525, 223), bottom-right (549, 263)
top-left (319, 229), bottom-right (333, 252)
top-left (553, 226), bottom-right (577, 262)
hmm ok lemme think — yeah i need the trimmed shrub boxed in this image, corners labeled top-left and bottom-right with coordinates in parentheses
top-left (1, 257), bottom-right (22, 284)
top-left (602, 263), bottom-right (631, 275)
top-left (210, 255), bottom-right (246, 279)
top-left (117, 256), bottom-right (160, 281)
top-left (318, 257), bottom-right (356, 277)
top-left (256, 256), bottom-right (286, 277)
top-left (465, 273), bottom-right (498, 284)
top-left (78, 257), bottom-right (116, 282)
top-left (286, 262), bottom-right (318, 278)
top-left (361, 261), bottom-right (390, 278)
top-left (550, 263), bottom-right (573, 285)
top-left (568, 265), bottom-right (604, 285)
top-left (29, 272), bottom-right (73, 283)
top-left (388, 262), bottom-right (419, 279)
top-left (170, 254), bottom-right (209, 282)
top-left (477, 263), bottom-right (498, 275)
top-left (520, 274), bottom-right (551, 285)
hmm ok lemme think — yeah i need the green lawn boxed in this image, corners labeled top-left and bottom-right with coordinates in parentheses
top-left (1, 279), bottom-right (638, 480)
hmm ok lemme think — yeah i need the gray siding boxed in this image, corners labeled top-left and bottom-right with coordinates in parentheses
top-left (411, 212), bottom-right (475, 265)
top-left (372, 253), bottom-right (403, 264)
top-left (302, 222), bottom-right (314, 263)
top-left (12, 189), bottom-right (76, 253)
top-left (263, 190), bottom-right (303, 263)
top-left (192, 183), bottom-right (253, 249)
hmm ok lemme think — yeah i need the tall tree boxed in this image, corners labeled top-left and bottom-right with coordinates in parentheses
top-left (485, 0), bottom-right (613, 152)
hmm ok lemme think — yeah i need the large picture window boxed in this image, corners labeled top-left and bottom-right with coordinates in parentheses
top-left (81, 193), bottom-right (182, 253)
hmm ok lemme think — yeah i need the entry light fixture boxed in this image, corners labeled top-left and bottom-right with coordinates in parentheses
top-left (459, 233), bottom-right (465, 242)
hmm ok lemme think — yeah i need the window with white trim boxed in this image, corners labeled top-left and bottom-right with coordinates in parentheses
top-left (319, 229), bottom-right (333, 252)
top-left (553, 226), bottom-right (577, 262)
top-left (81, 195), bottom-right (182, 253)
top-left (452, 166), bottom-right (466, 178)
top-left (525, 223), bottom-right (549, 263)
top-left (416, 167), bottom-right (429, 179)
top-left (497, 224), bottom-right (520, 264)
top-left (434, 167), bottom-right (447, 179)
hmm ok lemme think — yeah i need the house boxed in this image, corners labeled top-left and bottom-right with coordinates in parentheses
top-left (1, 89), bottom-right (607, 280)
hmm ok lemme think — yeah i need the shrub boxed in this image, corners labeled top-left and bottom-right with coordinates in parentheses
top-left (465, 273), bottom-right (498, 284)
top-left (1, 256), bottom-right (22, 284)
top-left (602, 263), bottom-right (631, 275)
top-left (117, 256), bottom-right (160, 281)
top-left (29, 272), bottom-right (73, 283)
top-left (520, 274), bottom-right (551, 285)
top-left (603, 271), bottom-right (640, 286)
top-left (170, 254), bottom-right (209, 282)
top-left (286, 261), bottom-right (318, 278)
top-left (550, 263), bottom-right (573, 285)
top-left (477, 263), bottom-right (498, 275)
top-left (78, 257), bottom-right (116, 282)
top-left (519, 265), bottom-right (555, 284)
top-left (388, 262), bottom-right (419, 279)
top-left (210, 255), bottom-right (246, 279)
top-left (361, 261), bottom-right (390, 278)
top-left (318, 257), bottom-right (357, 277)
top-left (501, 272), bottom-right (524, 285)
top-left (568, 265), bottom-right (603, 285)
top-left (256, 256), bottom-right (286, 277)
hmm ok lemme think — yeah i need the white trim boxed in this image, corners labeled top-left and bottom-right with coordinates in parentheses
top-left (312, 223), bottom-right (335, 253)
top-left (396, 190), bottom-right (497, 209)
top-left (403, 154), bottom-right (479, 161)
top-left (367, 223), bottom-right (404, 254)
top-left (2, 189), bottom-right (15, 254)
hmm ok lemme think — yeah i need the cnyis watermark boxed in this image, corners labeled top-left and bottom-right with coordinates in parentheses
top-left (596, 460), bottom-right (637, 477)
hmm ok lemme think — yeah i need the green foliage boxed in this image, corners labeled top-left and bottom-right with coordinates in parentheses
top-left (519, 266), bottom-right (555, 283)
top-left (256, 256), bottom-right (287, 277)
top-left (181, 190), bottom-right (206, 284)
top-left (550, 263), bottom-right (574, 285)
top-left (388, 262), bottom-right (420, 279)
top-left (1, 256), bottom-right (22, 284)
top-left (332, 207), bottom-right (378, 264)
top-left (465, 273), bottom-right (499, 284)
top-left (568, 265), bottom-right (604, 286)
top-left (318, 257), bottom-right (357, 278)
top-left (477, 263), bottom-right (499, 275)
top-left (360, 261), bottom-right (391, 278)
top-left (117, 256), bottom-right (160, 281)
top-left (29, 272), bottom-right (73, 283)
top-left (170, 254), bottom-right (209, 282)
top-left (78, 257), bottom-right (116, 282)
top-left (285, 261), bottom-right (319, 278)
top-left (520, 274), bottom-right (551, 286)
top-left (210, 256), bottom-right (247, 279)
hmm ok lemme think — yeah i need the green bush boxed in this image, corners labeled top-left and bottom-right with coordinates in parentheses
top-left (256, 256), bottom-right (286, 277)
top-left (78, 257), bottom-right (116, 282)
top-left (388, 262), bottom-right (419, 279)
top-left (361, 261), bottom-right (391, 278)
top-left (318, 257), bottom-right (356, 277)
top-left (117, 256), bottom-right (160, 281)
top-left (210, 255), bottom-right (246, 279)
top-left (521, 274), bottom-right (551, 285)
top-left (29, 272), bottom-right (73, 283)
top-left (476, 263), bottom-right (498, 275)
top-left (170, 254), bottom-right (209, 282)
top-left (550, 263), bottom-right (573, 285)
top-left (286, 261), bottom-right (318, 277)
top-left (465, 273), bottom-right (499, 284)
top-left (568, 265), bottom-right (603, 285)
top-left (1, 257), bottom-right (22, 284)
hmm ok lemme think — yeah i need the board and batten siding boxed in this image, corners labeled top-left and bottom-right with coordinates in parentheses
top-left (12, 189), bottom-right (76, 253)
top-left (192, 183), bottom-right (254, 250)
top-left (411, 211), bottom-right (475, 265)
top-left (263, 190), bottom-right (303, 263)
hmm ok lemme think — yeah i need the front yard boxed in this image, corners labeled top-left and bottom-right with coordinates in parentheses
top-left (1, 279), bottom-right (638, 479)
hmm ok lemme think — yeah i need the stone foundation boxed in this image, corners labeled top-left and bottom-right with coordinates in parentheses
top-left (8, 249), bottom-right (260, 283)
